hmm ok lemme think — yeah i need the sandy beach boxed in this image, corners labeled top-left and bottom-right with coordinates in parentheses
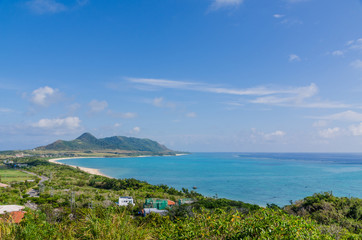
top-left (48, 157), bottom-right (111, 178)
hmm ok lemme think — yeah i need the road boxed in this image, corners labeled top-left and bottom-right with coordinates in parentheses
top-left (22, 170), bottom-right (49, 197)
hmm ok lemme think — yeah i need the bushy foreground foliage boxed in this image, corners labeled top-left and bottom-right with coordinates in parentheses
top-left (285, 192), bottom-right (362, 235)
top-left (0, 157), bottom-right (361, 239)
top-left (2, 207), bottom-right (350, 240)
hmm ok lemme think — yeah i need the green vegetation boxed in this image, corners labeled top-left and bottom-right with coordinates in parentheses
top-left (285, 192), bottom-right (362, 236)
top-left (35, 132), bottom-right (176, 155)
top-left (0, 156), bottom-right (361, 239)
top-left (0, 169), bottom-right (37, 183)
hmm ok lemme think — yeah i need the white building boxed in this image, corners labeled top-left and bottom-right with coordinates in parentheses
top-left (118, 196), bottom-right (135, 206)
top-left (0, 205), bottom-right (24, 214)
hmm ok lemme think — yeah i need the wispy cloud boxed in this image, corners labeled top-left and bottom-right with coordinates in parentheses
top-left (127, 78), bottom-right (350, 109)
top-left (347, 38), bottom-right (362, 50)
top-left (351, 59), bottom-right (362, 69)
top-left (209, 0), bottom-right (244, 10)
top-left (128, 77), bottom-right (316, 96)
top-left (310, 110), bottom-right (362, 122)
top-left (107, 110), bottom-right (137, 119)
top-left (273, 14), bottom-right (285, 19)
top-left (289, 54), bottom-right (301, 62)
top-left (127, 78), bottom-right (196, 89)
top-left (186, 112), bottom-right (197, 118)
top-left (286, 0), bottom-right (310, 3)
top-left (329, 38), bottom-right (362, 59)
top-left (89, 100), bottom-right (108, 113)
top-left (0, 108), bottom-right (14, 113)
top-left (247, 84), bottom-right (349, 108)
top-left (26, 0), bottom-right (88, 14)
top-left (26, 0), bottom-right (67, 14)
top-left (151, 97), bottom-right (176, 109)
top-left (313, 120), bottom-right (327, 128)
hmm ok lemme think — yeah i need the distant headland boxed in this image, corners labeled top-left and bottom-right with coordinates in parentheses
top-left (0, 133), bottom-right (185, 159)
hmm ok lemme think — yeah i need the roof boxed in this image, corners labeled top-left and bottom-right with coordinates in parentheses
top-left (1, 211), bottom-right (26, 223)
top-left (0, 183), bottom-right (9, 188)
top-left (119, 196), bottom-right (133, 199)
top-left (0, 205), bottom-right (25, 214)
top-left (167, 200), bottom-right (176, 205)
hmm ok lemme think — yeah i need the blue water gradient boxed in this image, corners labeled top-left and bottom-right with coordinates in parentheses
top-left (59, 153), bottom-right (362, 206)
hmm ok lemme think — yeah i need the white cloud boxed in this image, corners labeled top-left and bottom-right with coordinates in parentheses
top-left (348, 38), bottom-right (362, 50)
top-left (32, 117), bottom-right (81, 135)
top-left (209, 0), bottom-right (244, 10)
top-left (250, 129), bottom-right (286, 142)
top-left (289, 54), bottom-right (301, 62)
top-left (351, 59), bottom-right (362, 69)
top-left (349, 123), bottom-right (362, 136)
top-left (318, 127), bottom-right (340, 138)
top-left (186, 112), bottom-right (197, 118)
top-left (263, 130), bottom-right (286, 140)
top-left (311, 110), bottom-right (362, 122)
top-left (332, 50), bottom-right (344, 56)
top-left (89, 100), bottom-right (108, 113)
top-left (26, 0), bottom-right (67, 14)
top-left (131, 126), bottom-right (141, 134)
top-left (273, 14), bottom-right (285, 18)
top-left (31, 86), bottom-right (59, 106)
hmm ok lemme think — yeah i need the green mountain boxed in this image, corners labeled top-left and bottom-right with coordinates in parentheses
top-left (36, 133), bottom-right (173, 153)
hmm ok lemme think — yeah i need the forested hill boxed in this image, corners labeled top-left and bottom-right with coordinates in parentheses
top-left (35, 133), bottom-right (173, 153)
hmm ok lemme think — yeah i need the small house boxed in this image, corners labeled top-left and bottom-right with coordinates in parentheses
top-left (143, 198), bottom-right (175, 210)
top-left (118, 196), bottom-right (135, 206)
top-left (0, 183), bottom-right (9, 188)
top-left (0, 205), bottom-right (26, 223)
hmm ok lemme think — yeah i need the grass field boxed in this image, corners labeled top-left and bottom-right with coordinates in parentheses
top-left (0, 169), bottom-right (35, 183)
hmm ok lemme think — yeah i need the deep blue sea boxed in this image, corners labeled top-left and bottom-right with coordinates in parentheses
top-left (59, 153), bottom-right (362, 206)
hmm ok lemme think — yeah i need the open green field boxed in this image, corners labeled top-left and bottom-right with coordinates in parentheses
top-left (0, 169), bottom-right (35, 183)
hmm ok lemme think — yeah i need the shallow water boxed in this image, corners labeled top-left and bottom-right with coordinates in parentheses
top-left (59, 152), bottom-right (362, 206)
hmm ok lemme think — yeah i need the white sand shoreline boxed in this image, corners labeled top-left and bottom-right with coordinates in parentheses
top-left (48, 153), bottom-right (188, 178)
top-left (48, 157), bottom-right (111, 178)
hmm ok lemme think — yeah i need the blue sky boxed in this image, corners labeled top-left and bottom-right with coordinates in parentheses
top-left (1, 0), bottom-right (362, 152)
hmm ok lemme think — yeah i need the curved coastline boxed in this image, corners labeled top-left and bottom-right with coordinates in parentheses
top-left (48, 157), bottom-right (111, 178)
top-left (48, 154), bottom-right (187, 179)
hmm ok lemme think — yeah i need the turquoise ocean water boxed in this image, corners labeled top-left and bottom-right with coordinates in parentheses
top-left (59, 153), bottom-right (362, 206)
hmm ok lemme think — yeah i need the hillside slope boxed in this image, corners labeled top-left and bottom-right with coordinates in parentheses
top-left (35, 133), bottom-right (173, 153)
